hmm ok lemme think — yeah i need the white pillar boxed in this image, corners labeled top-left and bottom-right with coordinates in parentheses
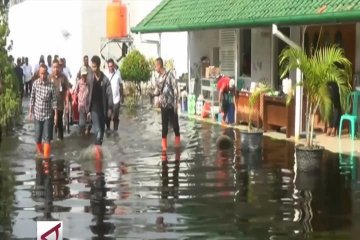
top-left (158, 33), bottom-right (162, 57)
top-left (355, 23), bottom-right (360, 75)
top-left (272, 24), bottom-right (302, 142)
top-left (294, 68), bottom-right (302, 142)
top-left (270, 32), bottom-right (275, 89)
top-left (187, 31), bottom-right (191, 94)
top-left (291, 26), bottom-right (303, 142)
top-left (235, 29), bottom-right (239, 85)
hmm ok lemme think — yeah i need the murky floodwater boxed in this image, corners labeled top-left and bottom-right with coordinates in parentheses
top-left (0, 101), bottom-right (359, 239)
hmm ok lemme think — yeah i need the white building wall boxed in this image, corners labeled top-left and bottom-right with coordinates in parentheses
top-left (251, 27), bottom-right (272, 84)
top-left (81, 0), bottom-right (106, 60)
top-left (8, 0), bottom-right (188, 82)
top-left (189, 30), bottom-right (219, 77)
top-left (8, 0), bottom-right (83, 84)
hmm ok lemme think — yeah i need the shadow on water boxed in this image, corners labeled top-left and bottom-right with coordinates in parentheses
top-left (0, 104), bottom-right (360, 239)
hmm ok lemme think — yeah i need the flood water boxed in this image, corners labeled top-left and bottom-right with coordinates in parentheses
top-left (0, 103), bottom-right (359, 239)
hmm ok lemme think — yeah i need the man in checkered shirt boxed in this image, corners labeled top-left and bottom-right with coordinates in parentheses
top-left (29, 64), bottom-right (58, 158)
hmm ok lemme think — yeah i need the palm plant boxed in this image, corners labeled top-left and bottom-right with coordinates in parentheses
top-left (279, 45), bottom-right (352, 148)
top-left (247, 82), bottom-right (272, 132)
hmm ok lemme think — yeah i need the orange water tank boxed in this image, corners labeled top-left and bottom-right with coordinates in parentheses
top-left (106, 0), bottom-right (128, 39)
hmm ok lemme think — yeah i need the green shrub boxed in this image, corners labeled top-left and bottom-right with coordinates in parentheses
top-left (0, 3), bottom-right (20, 128)
top-left (120, 50), bottom-right (151, 98)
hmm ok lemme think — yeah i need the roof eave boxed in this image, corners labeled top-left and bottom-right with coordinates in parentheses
top-left (131, 10), bottom-right (360, 33)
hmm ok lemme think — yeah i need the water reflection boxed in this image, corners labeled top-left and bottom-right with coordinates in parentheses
top-left (32, 158), bottom-right (71, 221)
top-left (0, 106), bottom-right (359, 239)
top-left (84, 156), bottom-right (116, 239)
top-left (157, 154), bottom-right (180, 232)
top-left (339, 141), bottom-right (357, 181)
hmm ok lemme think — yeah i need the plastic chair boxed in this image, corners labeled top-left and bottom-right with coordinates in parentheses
top-left (339, 91), bottom-right (360, 139)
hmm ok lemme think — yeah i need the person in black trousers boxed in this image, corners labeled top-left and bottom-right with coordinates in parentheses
top-left (152, 58), bottom-right (180, 152)
top-left (326, 81), bottom-right (342, 137)
top-left (86, 55), bottom-right (113, 147)
top-left (49, 59), bottom-right (71, 141)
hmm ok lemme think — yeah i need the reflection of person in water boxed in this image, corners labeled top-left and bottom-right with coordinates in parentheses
top-left (84, 156), bottom-right (116, 238)
top-left (215, 132), bottom-right (233, 197)
top-left (52, 159), bottom-right (71, 201)
top-left (32, 158), bottom-right (71, 221)
top-left (326, 81), bottom-right (341, 137)
top-left (157, 153), bottom-right (180, 231)
top-left (33, 159), bottom-right (55, 221)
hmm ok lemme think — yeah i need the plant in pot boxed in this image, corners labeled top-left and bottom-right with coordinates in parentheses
top-left (279, 45), bottom-right (352, 171)
top-left (240, 82), bottom-right (272, 152)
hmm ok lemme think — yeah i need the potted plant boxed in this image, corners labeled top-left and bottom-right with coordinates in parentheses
top-left (240, 82), bottom-right (272, 152)
top-left (279, 45), bottom-right (352, 171)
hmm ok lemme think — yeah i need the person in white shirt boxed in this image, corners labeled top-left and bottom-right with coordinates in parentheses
top-left (33, 55), bottom-right (44, 74)
top-left (46, 55), bottom-right (52, 75)
top-left (105, 58), bottom-right (123, 131)
top-left (22, 57), bottom-right (33, 96)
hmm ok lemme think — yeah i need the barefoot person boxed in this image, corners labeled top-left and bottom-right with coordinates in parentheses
top-left (29, 64), bottom-right (57, 158)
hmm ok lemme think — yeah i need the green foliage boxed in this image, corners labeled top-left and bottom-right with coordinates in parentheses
top-left (0, 3), bottom-right (20, 128)
top-left (120, 50), bottom-right (151, 84)
top-left (123, 82), bottom-right (137, 115)
top-left (280, 45), bottom-right (352, 148)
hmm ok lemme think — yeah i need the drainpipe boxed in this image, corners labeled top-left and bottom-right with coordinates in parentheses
top-left (139, 32), bottom-right (161, 57)
top-left (272, 24), bottom-right (302, 142)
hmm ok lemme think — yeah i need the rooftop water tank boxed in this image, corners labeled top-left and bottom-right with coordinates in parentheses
top-left (106, 0), bottom-right (127, 39)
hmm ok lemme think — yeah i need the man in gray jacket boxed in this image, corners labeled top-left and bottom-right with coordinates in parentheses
top-left (86, 55), bottom-right (113, 147)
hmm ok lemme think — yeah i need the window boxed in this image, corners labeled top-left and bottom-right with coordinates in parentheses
top-left (335, 31), bottom-right (343, 48)
top-left (240, 29), bottom-right (251, 76)
top-left (219, 29), bottom-right (236, 77)
top-left (312, 32), bottom-right (319, 53)
top-left (304, 33), bottom-right (310, 55)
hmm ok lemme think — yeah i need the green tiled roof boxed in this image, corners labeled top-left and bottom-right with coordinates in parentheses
top-left (132, 0), bottom-right (360, 33)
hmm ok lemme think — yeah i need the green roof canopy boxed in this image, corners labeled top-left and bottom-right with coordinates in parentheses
top-left (132, 0), bottom-right (360, 33)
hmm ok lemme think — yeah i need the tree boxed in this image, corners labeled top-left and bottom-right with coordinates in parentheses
top-left (0, 2), bottom-right (20, 129)
top-left (120, 50), bottom-right (151, 99)
top-left (280, 45), bottom-right (352, 148)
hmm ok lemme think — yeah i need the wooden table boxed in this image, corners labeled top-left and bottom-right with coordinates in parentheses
top-left (262, 95), bottom-right (295, 138)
